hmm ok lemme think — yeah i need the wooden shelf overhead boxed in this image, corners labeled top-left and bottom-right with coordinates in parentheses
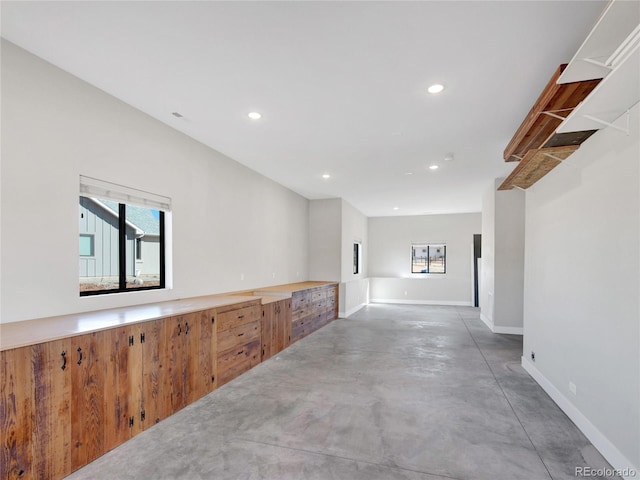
top-left (503, 64), bottom-right (600, 163)
top-left (498, 145), bottom-right (579, 191)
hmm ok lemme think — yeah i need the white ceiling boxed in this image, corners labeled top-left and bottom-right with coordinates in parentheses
top-left (1, 1), bottom-right (606, 217)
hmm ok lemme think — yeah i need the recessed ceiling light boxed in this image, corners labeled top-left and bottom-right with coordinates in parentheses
top-left (428, 84), bottom-right (444, 94)
top-left (322, 173), bottom-right (331, 179)
top-left (393, 207), bottom-right (400, 211)
top-left (248, 112), bottom-right (262, 120)
top-left (404, 172), bottom-right (414, 176)
top-left (429, 165), bottom-right (439, 170)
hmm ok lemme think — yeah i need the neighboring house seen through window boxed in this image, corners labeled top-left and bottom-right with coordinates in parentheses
top-left (411, 243), bottom-right (446, 274)
top-left (79, 176), bottom-right (170, 296)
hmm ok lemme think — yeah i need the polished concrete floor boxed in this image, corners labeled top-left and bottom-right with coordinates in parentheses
top-left (66, 304), bottom-right (617, 480)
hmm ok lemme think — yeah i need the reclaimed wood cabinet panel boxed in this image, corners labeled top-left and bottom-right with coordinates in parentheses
top-left (1, 346), bottom-right (34, 480)
top-left (261, 299), bottom-right (291, 361)
top-left (290, 284), bottom-right (338, 343)
top-left (103, 325), bottom-right (143, 452)
top-left (140, 318), bottom-right (172, 427)
top-left (218, 321), bottom-right (260, 353)
top-left (215, 300), bottom-right (261, 386)
top-left (31, 339), bottom-right (72, 480)
top-left (185, 310), bottom-right (215, 405)
top-left (216, 339), bottom-right (261, 386)
top-left (70, 332), bottom-right (106, 470)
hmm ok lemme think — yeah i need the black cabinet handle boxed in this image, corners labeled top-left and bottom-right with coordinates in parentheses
top-left (238, 314), bottom-right (244, 319)
top-left (238, 332), bottom-right (244, 337)
top-left (178, 324), bottom-right (182, 336)
top-left (77, 347), bottom-right (83, 366)
top-left (237, 350), bottom-right (244, 355)
top-left (61, 351), bottom-right (67, 371)
top-left (185, 323), bottom-right (190, 335)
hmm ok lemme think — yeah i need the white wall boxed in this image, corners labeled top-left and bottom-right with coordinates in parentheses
top-left (522, 103), bottom-right (639, 473)
top-left (340, 199), bottom-right (369, 316)
top-left (308, 198), bottom-right (342, 282)
top-left (481, 179), bottom-right (525, 334)
top-left (0, 40), bottom-right (309, 323)
top-left (481, 183), bottom-right (496, 323)
top-left (369, 213), bottom-right (480, 305)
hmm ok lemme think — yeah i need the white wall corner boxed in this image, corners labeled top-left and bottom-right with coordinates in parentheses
top-left (522, 356), bottom-right (639, 480)
top-left (340, 302), bottom-right (367, 318)
top-left (491, 325), bottom-right (523, 335)
top-left (480, 312), bottom-right (494, 331)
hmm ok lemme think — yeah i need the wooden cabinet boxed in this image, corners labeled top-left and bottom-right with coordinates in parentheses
top-left (1, 345), bottom-right (35, 480)
top-left (0, 331), bottom-right (111, 480)
top-left (0, 288), bottom-right (334, 479)
top-left (215, 301), bottom-right (261, 386)
top-left (0, 308), bottom-right (219, 480)
top-left (291, 284), bottom-right (338, 343)
top-left (261, 298), bottom-right (291, 361)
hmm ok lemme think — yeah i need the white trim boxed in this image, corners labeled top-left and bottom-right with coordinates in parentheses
top-left (492, 325), bottom-right (523, 335)
top-left (339, 302), bottom-right (367, 318)
top-left (480, 312), bottom-right (493, 330)
top-left (480, 313), bottom-right (523, 335)
top-left (521, 357), bottom-right (639, 480)
top-left (370, 299), bottom-right (472, 306)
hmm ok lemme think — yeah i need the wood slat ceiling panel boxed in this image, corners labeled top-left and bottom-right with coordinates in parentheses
top-left (503, 64), bottom-right (600, 162)
top-left (498, 145), bottom-right (579, 191)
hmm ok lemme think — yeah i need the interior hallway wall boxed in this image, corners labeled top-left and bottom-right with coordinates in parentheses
top-left (1, 40), bottom-right (309, 323)
top-left (480, 179), bottom-right (525, 334)
top-left (522, 103), bottom-right (640, 474)
top-left (368, 213), bottom-right (480, 305)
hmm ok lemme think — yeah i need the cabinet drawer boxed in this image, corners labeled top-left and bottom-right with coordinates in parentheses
top-left (217, 339), bottom-right (260, 385)
top-left (218, 320), bottom-right (260, 352)
top-left (216, 304), bottom-right (260, 332)
top-left (311, 289), bottom-right (327, 303)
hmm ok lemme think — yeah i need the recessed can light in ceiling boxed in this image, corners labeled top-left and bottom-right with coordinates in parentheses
top-left (404, 172), bottom-right (414, 176)
top-left (428, 84), bottom-right (444, 94)
top-left (429, 165), bottom-right (439, 170)
top-left (393, 206), bottom-right (400, 211)
top-left (248, 112), bottom-right (262, 120)
top-left (322, 173), bottom-right (331, 179)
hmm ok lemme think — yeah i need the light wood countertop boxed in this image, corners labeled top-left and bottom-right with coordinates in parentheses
top-left (0, 295), bottom-right (258, 351)
top-left (253, 281), bottom-right (337, 296)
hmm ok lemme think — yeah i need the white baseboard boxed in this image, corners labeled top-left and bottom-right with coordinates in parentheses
top-left (521, 357), bottom-right (639, 480)
top-left (370, 299), bottom-right (473, 307)
top-left (340, 302), bottom-right (367, 318)
top-left (479, 313), bottom-right (522, 335)
top-left (492, 325), bottom-right (523, 335)
top-left (480, 313), bottom-right (493, 330)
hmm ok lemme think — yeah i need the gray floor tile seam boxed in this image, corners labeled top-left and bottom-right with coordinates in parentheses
top-left (457, 312), bottom-right (554, 480)
top-left (231, 436), bottom-right (467, 480)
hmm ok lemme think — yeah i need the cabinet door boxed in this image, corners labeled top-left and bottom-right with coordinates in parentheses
top-left (103, 325), bottom-right (143, 451)
top-left (71, 331), bottom-right (106, 470)
top-left (261, 303), bottom-right (275, 361)
top-left (184, 310), bottom-right (214, 405)
top-left (31, 339), bottom-right (72, 480)
top-left (1, 346), bottom-right (34, 480)
top-left (166, 316), bottom-right (186, 413)
top-left (275, 299), bottom-right (292, 353)
top-left (141, 318), bottom-right (172, 427)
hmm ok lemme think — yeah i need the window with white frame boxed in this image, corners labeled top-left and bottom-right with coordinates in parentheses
top-left (79, 176), bottom-right (171, 296)
top-left (411, 243), bottom-right (446, 274)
